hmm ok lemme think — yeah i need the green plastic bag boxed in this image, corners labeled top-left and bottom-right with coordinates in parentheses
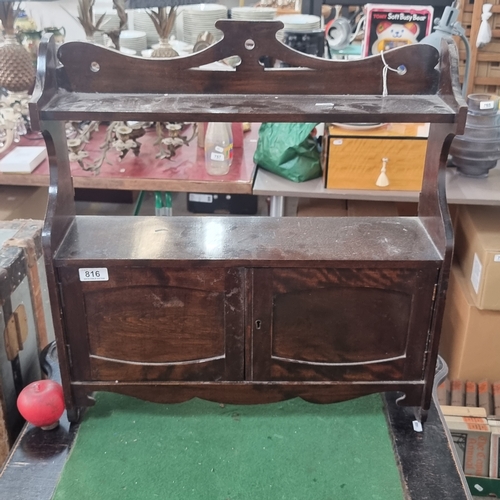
top-left (253, 123), bottom-right (322, 183)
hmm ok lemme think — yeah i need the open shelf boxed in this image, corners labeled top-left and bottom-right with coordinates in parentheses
top-left (41, 92), bottom-right (458, 124)
top-left (54, 215), bottom-right (442, 266)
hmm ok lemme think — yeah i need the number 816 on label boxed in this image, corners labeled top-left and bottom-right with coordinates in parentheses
top-left (78, 268), bottom-right (109, 282)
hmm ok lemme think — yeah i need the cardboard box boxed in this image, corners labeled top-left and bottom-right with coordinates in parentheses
top-left (479, 380), bottom-right (493, 416)
top-left (439, 266), bottom-right (500, 381)
top-left (362, 4), bottom-right (434, 57)
top-left (442, 406), bottom-right (487, 418)
top-left (296, 199), bottom-right (406, 217)
top-left (467, 381), bottom-right (479, 407)
top-left (466, 476), bottom-right (500, 496)
top-left (444, 415), bottom-right (490, 477)
top-left (322, 123), bottom-right (429, 191)
top-left (0, 221), bottom-right (55, 466)
top-left (454, 205), bottom-right (500, 311)
top-left (296, 199), bottom-right (347, 217)
top-left (494, 382), bottom-right (500, 416)
top-left (0, 186), bottom-right (48, 221)
top-left (451, 379), bottom-right (465, 406)
top-left (489, 420), bottom-right (500, 478)
top-left (437, 379), bottom-right (450, 406)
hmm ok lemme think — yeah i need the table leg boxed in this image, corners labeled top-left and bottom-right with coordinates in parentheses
top-left (269, 196), bottom-right (285, 217)
top-left (133, 191), bottom-right (145, 216)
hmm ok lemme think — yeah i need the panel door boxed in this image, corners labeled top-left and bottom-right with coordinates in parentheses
top-left (250, 267), bottom-right (439, 382)
top-left (58, 266), bottom-right (244, 382)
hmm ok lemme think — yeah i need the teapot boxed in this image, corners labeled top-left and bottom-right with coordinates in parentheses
top-left (43, 26), bottom-right (66, 44)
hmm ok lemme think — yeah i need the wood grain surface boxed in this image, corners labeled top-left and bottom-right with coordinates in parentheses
top-left (325, 137), bottom-right (428, 191)
top-left (30, 28), bottom-right (466, 419)
top-left (53, 215), bottom-right (442, 265)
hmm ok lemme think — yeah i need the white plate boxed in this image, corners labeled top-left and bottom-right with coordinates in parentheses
top-left (120, 47), bottom-right (136, 55)
top-left (184, 3), bottom-right (227, 12)
top-left (120, 30), bottom-right (147, 39)
top-left (331, 123), bottom-right (386, 131)
top-left (276, 14), bottom-right (320, 25)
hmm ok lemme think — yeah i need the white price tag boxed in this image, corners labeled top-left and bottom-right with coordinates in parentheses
top-left (333, 139), bottom-right (343, 145)
top-left (471, 253), bottom-right (482, 294)
top-left (480, 100), bottom-right (496, 110)
top-left (210, 152), bottom-right (225, 162)
top-left (412, 420), bottom-right (423, 432)
top-left (494, 254), bottom-right (500, 262)
top-left (188, 193), bottom-right (213, 203)
top-left (215, 146), bottom-right (224, 153)
top-left (79, 268), bottom-right (109, 282)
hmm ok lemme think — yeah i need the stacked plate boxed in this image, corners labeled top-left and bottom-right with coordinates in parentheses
top-left (94, 10), bottom-right (123, 31)
top-left (134, 9), bottom-right (177, 48)
top-left (276, 13), bottom-right (321, 40)
top-left (120, 30), bottom-right (148, 53)
top-left (277, 14), bottom-right (321, 31)
top-left (182, 4), bottom-right (228, 45)
top-left (231, 6), bottom-right (277, 21)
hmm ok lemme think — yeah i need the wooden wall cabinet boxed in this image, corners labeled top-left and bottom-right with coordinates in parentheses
top-left (30, 21), bottom-right (467, 422)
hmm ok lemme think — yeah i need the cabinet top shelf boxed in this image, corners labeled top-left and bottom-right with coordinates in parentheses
top-left (54, 215), bottom-right (442, 266)
top-left (30, 20), bottom-right (466, 129)
top-left (39, 92), bottom-right (459, 124)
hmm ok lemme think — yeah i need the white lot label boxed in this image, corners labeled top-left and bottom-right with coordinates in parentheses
top-left (494, 254), bottom-right (500, 262)
top-left (189, 193), bottom-right (213, 203)
top-left (480, 100), bottom-right (495, 110)
top-left (79, 268), bottom-right (109, 282)
top-left (333, 139), bottom-right (343, 145)
top-left (471, 253), bottom-right (482, 294)
top-left (210, 152), bottom-right (225, 162)
top-left (412, 420), bottom-right (423, 432)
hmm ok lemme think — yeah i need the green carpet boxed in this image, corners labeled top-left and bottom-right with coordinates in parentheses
top-left (52, 393), bottom-right (404, 500)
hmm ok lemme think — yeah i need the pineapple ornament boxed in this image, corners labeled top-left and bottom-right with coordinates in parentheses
top-left (0, 3), bottom-right (35, 92)
top-left (147, 7), bottom-right (178, 58)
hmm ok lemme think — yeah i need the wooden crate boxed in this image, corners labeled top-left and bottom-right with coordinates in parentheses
top-left (0, 221), bottom-right (55, 466)
top-left (459, 0), bottom-right (500, 95)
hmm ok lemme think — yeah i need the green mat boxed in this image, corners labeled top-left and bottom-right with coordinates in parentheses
top-left (52, 393), bottom-right (404, 500)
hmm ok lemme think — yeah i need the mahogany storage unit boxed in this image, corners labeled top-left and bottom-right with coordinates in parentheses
top-left (30, 20), bottom-right (466, 423)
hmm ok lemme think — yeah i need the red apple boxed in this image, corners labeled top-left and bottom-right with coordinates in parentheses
top-left (17, 380), bottom-right (65, 430)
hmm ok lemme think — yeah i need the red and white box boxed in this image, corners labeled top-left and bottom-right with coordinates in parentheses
top-left (362, 4), bottom-right (434, 57)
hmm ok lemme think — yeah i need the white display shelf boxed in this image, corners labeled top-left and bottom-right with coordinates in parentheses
top-left (253, 165), bottom-right (500, 206)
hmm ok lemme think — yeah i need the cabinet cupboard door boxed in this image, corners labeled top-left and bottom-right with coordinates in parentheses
top-left (58, 266), bottom-right (244, 382)
top-left (251, 267), bottom-right (438, 382)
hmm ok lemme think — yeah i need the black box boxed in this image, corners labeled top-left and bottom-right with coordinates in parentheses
top-left (187, 193), bottom-right (258, 215)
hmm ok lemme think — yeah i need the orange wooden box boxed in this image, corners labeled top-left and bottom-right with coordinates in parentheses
top-left (323, 123), bottom-right (430, 191)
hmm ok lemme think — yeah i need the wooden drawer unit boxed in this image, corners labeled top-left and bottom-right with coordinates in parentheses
top-left (324, 123), bottom-right (429, 191)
